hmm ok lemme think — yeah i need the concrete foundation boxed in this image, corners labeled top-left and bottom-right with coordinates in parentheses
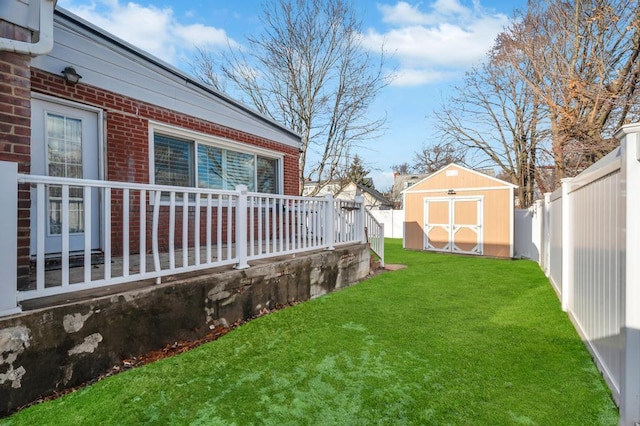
top-left (0, 244), bottom-right (370, 416)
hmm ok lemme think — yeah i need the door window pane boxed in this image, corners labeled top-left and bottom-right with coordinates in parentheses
top-left (47, 113), bottom-right (83, 178)
top-left (45, 113), bottom-right (84, 235)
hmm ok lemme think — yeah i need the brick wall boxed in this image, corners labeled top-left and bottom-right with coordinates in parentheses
top-left (29, 69), bottom-right (301, 258)
top-left (31, 69), bottom-right (300, 191)
top-left (0, 21), bottom-right (33, 289)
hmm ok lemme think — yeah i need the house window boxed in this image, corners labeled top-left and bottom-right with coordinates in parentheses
top-left (257, 156), bottom-right (278, 194)
top-left (197, 145), bottom-right (223, 189)
top-left (152, 129), bottom-right (281, 194)
top-left (154, 134), bottom-right (194, 187)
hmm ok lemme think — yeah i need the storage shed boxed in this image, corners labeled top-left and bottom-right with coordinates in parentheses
top-left (403, 163), bottom-right (516, 258)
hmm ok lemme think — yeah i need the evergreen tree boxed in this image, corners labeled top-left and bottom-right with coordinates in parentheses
top-left (346, 155), bottom-right (372, 187)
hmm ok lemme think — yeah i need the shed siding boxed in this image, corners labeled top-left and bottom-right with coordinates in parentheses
top-left (409, 165), bottom-right (505, 192)
top-left (403, 164), bottom-right (514, 258)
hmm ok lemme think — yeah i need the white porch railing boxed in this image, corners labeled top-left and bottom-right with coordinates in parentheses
top-left (0, 171), bottom-right (366, 314)
top-left (364, 209), bottom-right (385, 267)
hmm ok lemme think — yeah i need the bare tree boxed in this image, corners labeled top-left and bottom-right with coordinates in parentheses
top-left (193, 0), bottom-right (389, 195)
top-left (497, 0), bottom-right (640, 180)
top-left (191, 46), bottom-right (225, 92)
top-left (434, 52), bottom-right (546, 207)
top-left (391, 162), bottom-right (411, 175)
top-left (412, 141), bottom-right (466, 173)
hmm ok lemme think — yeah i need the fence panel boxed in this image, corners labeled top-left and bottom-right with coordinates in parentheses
top-left (513, 139), bottom-right (631, 417)
top-left (369, 209), bottom-right (404, 238)
top-left (547, 189), bottom-right (563, 295)
top-left (570, 170), bottom-right (623, 399)
top-left (514, 209), bottom-right (534, 260)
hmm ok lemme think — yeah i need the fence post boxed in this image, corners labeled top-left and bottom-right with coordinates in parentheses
top-left (324, 194), bottom-right (334, 250)
top-left (356, 196), bottom-right (366, 244)
top-left (0, 161), bottom-right (20, 316)
top-left (235, 185), bottom-right (249, 269)
top-left (560, 179), bottom-right (573, 312)
top-left (617, 123), bottom-right (640, 425)
top-left (532, 200), bottom-right (543, 266)
top-left (542, 193), bottom-right (551, 274)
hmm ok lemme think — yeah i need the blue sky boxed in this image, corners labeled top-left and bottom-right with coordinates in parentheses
top-left (57, 0), bottom-right (526, 190)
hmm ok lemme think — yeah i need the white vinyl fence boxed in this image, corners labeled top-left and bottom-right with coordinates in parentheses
top-left (368, 209), bottom-right (404, 238)
top-left (0, 171), bottom-right (375, 317)
top-left (515, 123), bottom-right (640, 425)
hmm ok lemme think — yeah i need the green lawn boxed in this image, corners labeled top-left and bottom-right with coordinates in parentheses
top-left (3, 239), bottom-right (618, 425)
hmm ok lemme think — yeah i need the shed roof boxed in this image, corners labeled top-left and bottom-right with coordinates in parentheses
top-left (403, 163), bottom-right (517, 193)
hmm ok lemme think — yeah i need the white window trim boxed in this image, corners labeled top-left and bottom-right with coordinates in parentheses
top-left (148, 121), bottom-right (284, 194)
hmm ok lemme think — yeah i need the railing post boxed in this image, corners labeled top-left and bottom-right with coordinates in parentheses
top-left (560, 178), bottom-right (573, 312)
top-left (0, 161), bottom-right (21, 316)
top-left (379, 222), bottom-right (385, 268)
top-left (235, 185), bottom-right (249, 269)
top-left (356, 196), bottom-right (366, 244)
top-left (324, 194), bottom-right (334, 250)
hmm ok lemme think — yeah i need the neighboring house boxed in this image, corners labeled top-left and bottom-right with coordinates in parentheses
top-left (390, 173), bottom-right (429, 208)
top-left (1, 3), bottom-right (301, 289)
top-left (303, 180), bottom-right (394, 210)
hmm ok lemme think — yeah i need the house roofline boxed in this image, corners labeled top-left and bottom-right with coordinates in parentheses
top-left (355, 182), bottom-right (391, 204)
top-left (54, 7), bottom-right (302, 143)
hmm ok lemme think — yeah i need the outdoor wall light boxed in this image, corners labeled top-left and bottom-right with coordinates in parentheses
top-left (62, 66), bottom-right (82, 84)
top-left (447, 189), bottom-right (456, 195)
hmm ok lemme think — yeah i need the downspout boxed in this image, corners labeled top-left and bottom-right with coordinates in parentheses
top-left (0, 0), bottom-right (56, 56)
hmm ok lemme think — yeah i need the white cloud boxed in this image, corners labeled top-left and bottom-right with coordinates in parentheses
top-left (392, 68), bottom-right (450, 86)
top-left (365, 1), bottom-right (511, 87)
top-left (58, 0), bottom-right (234, 65)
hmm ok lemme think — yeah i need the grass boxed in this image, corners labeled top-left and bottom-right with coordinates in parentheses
top-left (3, 239), bottom-right (618, 425)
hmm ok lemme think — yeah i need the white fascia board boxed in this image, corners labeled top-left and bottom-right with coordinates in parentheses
top-left (31, 7), bottom-right (301, 149)
top-left (403, 163), bottom-right (518, 194)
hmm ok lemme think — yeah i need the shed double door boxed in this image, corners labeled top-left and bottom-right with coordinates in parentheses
top-left (423, 197), bottom-right (483, 255)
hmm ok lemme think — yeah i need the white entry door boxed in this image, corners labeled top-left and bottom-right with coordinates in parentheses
top-left (31, 98), bottom-right (101, 255)
top-left (424, 197), bottom-right (483, 255)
